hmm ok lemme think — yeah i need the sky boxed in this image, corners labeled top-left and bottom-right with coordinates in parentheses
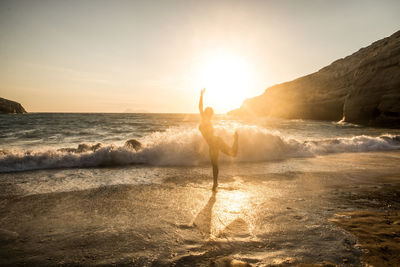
top-left (0, 0), bottom-right (399, 113)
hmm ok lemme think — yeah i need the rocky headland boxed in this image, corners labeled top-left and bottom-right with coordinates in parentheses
top-left (229, 30), bottom-right (400, 127)
top-left (0, 98), bottom-right (27, 114)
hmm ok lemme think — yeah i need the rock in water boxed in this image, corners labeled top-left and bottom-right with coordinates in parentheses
top-left (125, 139), bottom-right (142, 151)
top-left (0, 97), bottom-right (27, 114)
top-left (57, 143), bottom-right (103, 153)
top-left (229, 30), bottom-right (400, 127)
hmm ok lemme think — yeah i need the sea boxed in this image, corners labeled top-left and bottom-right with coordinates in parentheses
top-left (1, 113), bottom-right (400, 195)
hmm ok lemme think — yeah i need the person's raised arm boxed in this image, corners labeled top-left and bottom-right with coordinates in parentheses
top-left (199, 88), bottom-right (205, 117)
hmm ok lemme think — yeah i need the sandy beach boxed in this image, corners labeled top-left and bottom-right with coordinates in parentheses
top-left (1, 0), bottom-right (400, 265)
top-left (1, 151), bottom-right (399, 266)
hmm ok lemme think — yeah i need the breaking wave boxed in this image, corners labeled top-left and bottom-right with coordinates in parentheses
top-left (1, 126), bottom-right (400, 173)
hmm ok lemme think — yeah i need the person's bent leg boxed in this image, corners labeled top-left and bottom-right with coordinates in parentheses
top-left (218, 134), bottom-right (238, 157)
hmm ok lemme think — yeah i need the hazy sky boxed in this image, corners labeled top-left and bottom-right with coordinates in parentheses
top-left (1, 0), bottom-right (399, 113)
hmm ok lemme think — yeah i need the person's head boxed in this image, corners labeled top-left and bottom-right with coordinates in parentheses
top-left (204, 106), bottom-right (214, 120)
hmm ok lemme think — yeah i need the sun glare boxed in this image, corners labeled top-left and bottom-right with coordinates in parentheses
top-left (197, 51), bottom-right (254, 113)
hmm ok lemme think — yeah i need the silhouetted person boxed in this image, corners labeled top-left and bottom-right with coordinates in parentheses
top-left (199, 88), bottom-right (238, 191)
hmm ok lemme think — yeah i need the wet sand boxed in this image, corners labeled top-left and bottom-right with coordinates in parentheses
top-left (330, 178), bottom-right (400, 267)
top-left (0, 152), bottom-right (400, 266)
top-left (331, 211), bottom-right (400, 266)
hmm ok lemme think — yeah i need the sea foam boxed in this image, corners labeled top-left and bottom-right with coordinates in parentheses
top-left (1, 126), bottom-right (399, 173)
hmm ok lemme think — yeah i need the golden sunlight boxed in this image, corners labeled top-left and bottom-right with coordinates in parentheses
top-left (211, 190), bottom-right (252, 238)
top-left (197, 51), bottom-right (255, 113)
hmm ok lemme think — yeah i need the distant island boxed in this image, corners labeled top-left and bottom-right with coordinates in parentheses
top-left (229, 30), bottom-right (400, 127)
top-left (0, 97), bottom-right (27, 114)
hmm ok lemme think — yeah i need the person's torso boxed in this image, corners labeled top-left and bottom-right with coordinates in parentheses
top-left (199, 121), bottom-right (215, 145)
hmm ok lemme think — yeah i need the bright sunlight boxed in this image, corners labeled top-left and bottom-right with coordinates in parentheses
top-left (197, 51), bottom-right (255, 113)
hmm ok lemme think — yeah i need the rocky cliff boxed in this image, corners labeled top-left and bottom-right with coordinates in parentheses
top-left (0, 97), bottom-right (27, 114)
top-left (229, 30), bottom-right (400, 127)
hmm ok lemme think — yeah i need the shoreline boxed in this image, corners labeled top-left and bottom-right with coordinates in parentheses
top-left (0, 152), bottom-right (399, 266)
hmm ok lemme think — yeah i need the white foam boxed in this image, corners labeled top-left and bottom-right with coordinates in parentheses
top-left (1, 126), bottom-right (399, 173)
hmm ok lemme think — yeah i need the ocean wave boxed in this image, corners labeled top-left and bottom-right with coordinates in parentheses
top-left (0, 126), bottom-right (399, 173)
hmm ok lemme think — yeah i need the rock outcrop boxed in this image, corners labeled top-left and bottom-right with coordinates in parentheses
top-left (0, 97), bottom-right (27, 114)
top-left (124, 139), bottom-right (142, 151)
top-left (229, 30), bottom-right (400, 127)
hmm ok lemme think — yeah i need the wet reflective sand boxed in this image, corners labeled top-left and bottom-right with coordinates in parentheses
top-left (0, 152), bottom-right (400, 266)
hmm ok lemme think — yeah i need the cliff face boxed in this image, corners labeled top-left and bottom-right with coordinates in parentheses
top-left (0, 97), bottom-right (27, 114)
top-left (229, 30), bottom-right (400, 127)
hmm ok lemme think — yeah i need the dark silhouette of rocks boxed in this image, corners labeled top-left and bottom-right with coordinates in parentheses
top-left (229, 30), bottom-right (400, 127)
top-left (0, 97), bottom-right (27, 114)
top-left (124, 139), bottom-right (142, 151)
top-left (58, 143), bottom-right (103, 153)
top-left (56, 139), bottom-right (143, 154)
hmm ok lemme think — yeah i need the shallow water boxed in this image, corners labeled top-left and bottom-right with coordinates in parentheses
top-left (1, 152), bottom-right (399, 266)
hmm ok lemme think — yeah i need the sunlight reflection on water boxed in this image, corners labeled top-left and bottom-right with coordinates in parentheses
top-left (192, 177), bottom-right (275, 240)
top-left (211, 189), bottom-right (251, 238)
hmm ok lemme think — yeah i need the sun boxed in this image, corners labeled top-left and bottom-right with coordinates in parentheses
top-left (197, 51), bottom-right (254, 113)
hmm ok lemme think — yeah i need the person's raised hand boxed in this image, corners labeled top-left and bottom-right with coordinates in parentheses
top-left (201, 88), bottom-right (206, 95)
